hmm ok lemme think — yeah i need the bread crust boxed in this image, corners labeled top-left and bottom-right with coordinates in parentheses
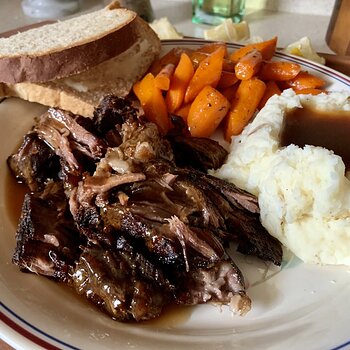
top-left (0, 10), bottom-right (139, 84)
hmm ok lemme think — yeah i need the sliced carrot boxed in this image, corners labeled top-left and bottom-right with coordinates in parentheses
top-left (185, 46), bottom-right (226, 104)
top-left (149, 47), bottom-right (193, 76)
top-left (224, 78), bottom-right (266, 141)
top-left (154, 63), bottom-right (175, 91)
top-left (190, 51), bottom-right (235, 71)
top-left (217, 70), bottom-right (239, 89)
top-left (220, 84), bottom-right (239, 102)
top-left (283, 71), bottom-right (327, 90)
top-left (189, 51), bottom-right (207, 69)
top-left (230, 37), bottom-right (277, 62)
top-left (187, 85), bottom-right (230, 138)
top-left (258, 80), bottom-right (281, 109)
top-left (195, 41), bottom-right (228, 56)
top-left (174, 103), bottom-right (191, 121)
top-left (235, 49), bottom-right (263, 80)
top-left (294, 88), bottom-right (325, 95)
top-left (133, 73), bottom-right (171, 134)
top-left (259, 61), bottom-right (301, 81)
top-left (165, 53), bottom-right (194, 113)
top-left (133, 75), bottom-right (151, 102)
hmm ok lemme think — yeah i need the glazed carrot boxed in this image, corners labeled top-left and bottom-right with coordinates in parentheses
top-left (133, 73), bottom-right (171, 134)
top-left (190, 51), bottom-right (208, 69)
top-left (190, 51), bottom-right (235, 71)
top-left (196, 41), bottom-right (228, 56)
top-left (187, 85), bottom-right (230, 138)
top-left (149, 47), bottom-right (193, 75)
top-left (174, 103), bottom-right (191, 121)
top-left (217, 70), bottom-right (239, 89)
top-left (165, 53), bottom-right (194, 113)
top-left (185, 46), bottom-right (226, 104)
top-left (224, 78), bottom-right (266, 141)
top-left (259, 61), bottom-right (301, 81)
top-left (220, 84), bottom-right (239, 102)
top-left (154, 63), bottom-right (175, 91)
top-left (235, 49), bottom-right (263, 80)
top-left (258, 80), bottom-right (281, 109)
top-left (230, 37), bottom-right (277, 62)
top-left (283, 71), bottom-right (327, 90)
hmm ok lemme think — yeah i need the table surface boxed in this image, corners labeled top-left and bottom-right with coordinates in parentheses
top-left (0, 1), bottom-right (338, 349)
top-left (0, 0), bottom-right (334, 53)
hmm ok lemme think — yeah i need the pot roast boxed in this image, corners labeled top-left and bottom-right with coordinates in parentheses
top-left (8, 95), bottom-right (282, 321)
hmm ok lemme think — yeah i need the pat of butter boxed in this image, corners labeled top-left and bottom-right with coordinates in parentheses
top-left (204, 19), bottom-right (250, 42)
top-left (150, 17), bottom-right (183, 40)
top-left (285, 37), bottom-right (325, 65)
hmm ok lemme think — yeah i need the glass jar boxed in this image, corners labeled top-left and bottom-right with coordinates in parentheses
top-left (192, 0), bottom-right (245, 25)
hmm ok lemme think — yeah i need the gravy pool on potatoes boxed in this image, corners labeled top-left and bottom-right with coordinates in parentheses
top-left (280, 105), bottom-right (350, 169)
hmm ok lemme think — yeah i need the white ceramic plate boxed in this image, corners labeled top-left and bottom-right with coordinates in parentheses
top-left (1, 40), bottom-right (350, 350)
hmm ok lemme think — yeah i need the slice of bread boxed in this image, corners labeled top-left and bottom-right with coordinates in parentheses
top-left (0, 1), bottom-right (142, 83)
top-left (0, 11), bottom-right (161, 117)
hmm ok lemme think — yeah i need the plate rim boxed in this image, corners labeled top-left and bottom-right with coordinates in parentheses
top-left (161, 38), bottom-right (350, 86)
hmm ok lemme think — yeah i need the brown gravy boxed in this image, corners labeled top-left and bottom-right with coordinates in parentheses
top-left (5, 170), bottom-right (28, 228)
top-left (280, 105), bottom-right (350, 168)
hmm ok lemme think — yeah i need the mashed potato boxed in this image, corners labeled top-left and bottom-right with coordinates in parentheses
top-left (213, 89), bottom-right (350, 265)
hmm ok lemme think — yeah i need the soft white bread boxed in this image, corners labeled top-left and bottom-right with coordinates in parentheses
top-left (0, 12), bottom-right (161, 117)
top-left (0, 1), bottom-right (142, 83)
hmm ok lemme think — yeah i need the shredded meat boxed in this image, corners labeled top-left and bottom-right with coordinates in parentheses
top-left (8, 96), bottom-right (282, 322)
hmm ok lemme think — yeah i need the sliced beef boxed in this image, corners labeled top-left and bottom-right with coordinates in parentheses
top-left (169, 135), bottom-right (228, 171)
top-left (72, 238), bottom-right (174, 322)
top-left (199, 173), bottom-right (260, 214)
top-left (46, 108), bottom-right (105, 158)
top-left (34, 109), bottom-right (105, 177)
top-left (71, 238), bottom-right (250, 320)
top-left (7, 132), bottom-right (60, 192)
top-left (93, 95), bottom-right (139, 148)
top-left (13, 191), bottom-right (82, 282)
top-left (143, 161), bottom-right (282, 265)
top-left (101, 205), bottom-right (222, 269)
top-left (182, 171), bottom-right (283, 266)
top-left (174, 259), bottom-right (251, 316)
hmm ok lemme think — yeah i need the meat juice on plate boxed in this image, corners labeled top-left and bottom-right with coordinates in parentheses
top-left (5, 170), bottom-right (27, 227)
